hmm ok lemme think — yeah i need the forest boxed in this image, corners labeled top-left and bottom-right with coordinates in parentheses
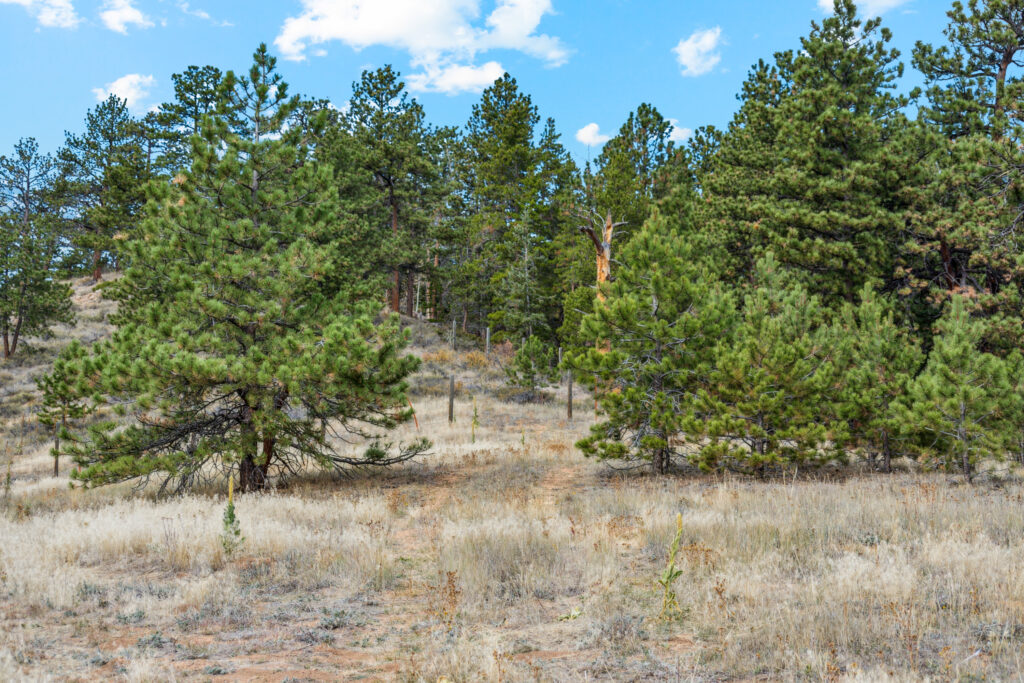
top-left (5, 0), bottom-right (1024, 679)
top-left (5, 1), bottom-right (1024, 486)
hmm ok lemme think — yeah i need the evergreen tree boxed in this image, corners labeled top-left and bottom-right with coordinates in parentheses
top-left (586, 103), bottom-right (678, 236)
top-left (464, 74), bottom-right (569, 342)
top-left (899, 295), bottom-right (1016, 481)
top-left (60, 95), bottom-right (150, 279)
top-left (67, 45), bottom-right (427, 493)
top-left (706, 1), bottom-right (912, 303)
top-left (345, 66), bottom-right (440, 316)
top-left (693, 255), bottom-right (842, 475)
top-left (0, 138), bottom-right (73, 358)
top-left (908, 0), bottom-right (1024, 350)
top-left (150, 65), bottom-right (230, 174)
top-left (913, 0), bottom-right (1024, 140)
top-left (834, 284), bottom-right (924, 471)
top-left (571, 204), bottom-right (734, 475)
top-left (36, 340), bottom-right (95, 476)
top-left (505, 335), bottom-right (559, 400)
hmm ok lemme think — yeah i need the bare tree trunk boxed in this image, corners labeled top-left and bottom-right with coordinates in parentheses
top-left (9, 316), bottom-right (22, 358)
top-left (404, 271), bottom-right (415, 317)
top-left (92, 249), bottom-right (103, 282)
top-left (389, 203), bottom-right (400, 313)
top-left (882, 430), bottom-right (892, 473)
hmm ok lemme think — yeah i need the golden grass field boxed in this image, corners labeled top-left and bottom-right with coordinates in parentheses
top-left (2, 279), bottom-right (1024, 681)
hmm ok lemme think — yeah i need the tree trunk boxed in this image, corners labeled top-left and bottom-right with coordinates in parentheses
top-left (92, 249), bottom-right (103, 282)
top-left (53, 414), bottom-right (65, 477)
top-left (389, 203), bottom-right (400, 313)
top-left (653, 449), bottom-right (669, 475)
top-left (404, 271), bottom-right (415, 317)
top-left (882, 430), bottom-right (892, 473)
top-left (9, 316), bottom-right (21, 358)
top-left (239, 454), bottom-right (265, 492)
top-left (2, 329), bottom-right (8, 359)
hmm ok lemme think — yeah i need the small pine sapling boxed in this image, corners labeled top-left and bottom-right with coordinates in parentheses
top-left (220, 477), bottom-right (244, 558)
top-left (36, 341), bottom-right (94, 477)
top-left (657, 513), bottom-right (685, 620)
top-left (505, 335), bottom-right (559, 400)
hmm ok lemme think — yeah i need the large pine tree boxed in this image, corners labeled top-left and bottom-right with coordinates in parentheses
top-left (68, 45), bottom-right (427, 493)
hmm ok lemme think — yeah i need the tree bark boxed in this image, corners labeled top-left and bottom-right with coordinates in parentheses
top-left (404, 270), bottom-right (415, 317)
top-left (882, 430), bottom-right (892, 473)
top-left (390, 202), bottom-right (401, 313)
top-left (92, 249), bottom-right (103, 282)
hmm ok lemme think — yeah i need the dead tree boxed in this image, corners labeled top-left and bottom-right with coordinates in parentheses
top-left (577, 210), bottom-right (626, 302)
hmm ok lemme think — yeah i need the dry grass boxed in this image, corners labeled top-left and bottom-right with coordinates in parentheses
top-left (3, 281), bottom-right (1024, 680)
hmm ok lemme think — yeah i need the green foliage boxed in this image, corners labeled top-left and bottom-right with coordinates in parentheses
top-left (65, 45), bottom-right (429, 494)
top-left (220, 479), bottom-right (244, 558)
top-left (833, 284), bottom-right (924, 470)
top-left (505, 335), bottom-right (558, 398)
top-left (36, 340), bottom-right (96, 475)
top-left (0, 138), bottom-right (74, 358)
top-left (898, 296), bottom-right (1018, 481)
top-left (705, 0), bottom-right (912, 303)
top-left (60, 94), bottom-right (151, 277)
top-left (343, 65), bottom-right (443, 315)
top-left (571, 203), bottom-right (734, 474)
top-left (693, 255), bottom-right (842, 474)
top-left (585, 103), bottom-right (680, 239)
top-left (657, 513), bottom-right (685, 620)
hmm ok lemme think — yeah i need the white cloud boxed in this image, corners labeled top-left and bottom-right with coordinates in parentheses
top-left (274, 0), bottom-right (569, 94)
top-left (668, 119), bottom-right (692, 143)
top-left (407, 61), bottom-right (505, 95)
top-left (817, 0), bottom-right (910, 15)
top-left (92, 73), bottom-right (156, 112)
top-left (100, 0), bottom-right (152, 33)
top-left (575, 123), bottom-right (610, 147)
top-left (0, 0), bottom-right (79, 28)
top-left (178, 2), bottom-right (231, 27)
top-left (673, 27), bottom-right (722, 77)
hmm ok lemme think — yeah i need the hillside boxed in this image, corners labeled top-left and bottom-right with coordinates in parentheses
top-left (0, 280), bottom-right (1023, 682)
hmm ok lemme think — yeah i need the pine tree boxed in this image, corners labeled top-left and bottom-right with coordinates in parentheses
top-left (0, 138), bottom-right (73, 358)
top-left (908, 0), bottom-right (1024, 351)
top-left (464, 73), bottom-right (552, 340)
top-left (36, 340), bottom-right (95, 476)
top-left (345, 66), bottom-right (440, 316)
top-left (899, 295), bottom-right (1016, 482)
top-left (834, 284), bottom-right (924, 472)
top-left (571, 203), bottom-right (734, 475)
top-left (694, 254), bottom-right (842, 475)
top-left (60, 95), bottom-right (150, 280)
top-left (67, 45), bottom-right (428, 493)
top-left (706, 1), bottom-right (912, 303)
top-left (150, 65), bottom-right (231, 175)
top-left (586, 103), bottom-right (678, 238)
top-left (505, 335), bottom-right (558, 400)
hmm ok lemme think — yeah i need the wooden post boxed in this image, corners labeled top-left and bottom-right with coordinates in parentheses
top-left (485, 327), bottom-right (491, 355)
top-left (557, 347), bottom-right (562, 368)
top-left (448, 375), bottom-right (455, 424)
top-left (567, 375), bottom-right (573, 421)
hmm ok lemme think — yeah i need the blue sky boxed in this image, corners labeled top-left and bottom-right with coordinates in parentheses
top-left (0, 0), bottom-right (949, 163)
